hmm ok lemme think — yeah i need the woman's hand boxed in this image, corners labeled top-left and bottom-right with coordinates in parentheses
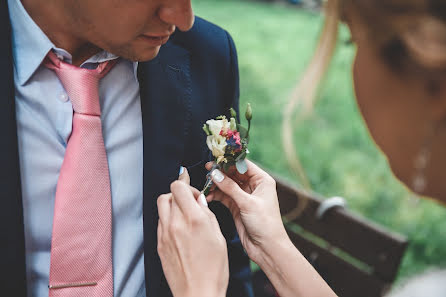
top-left (206, 160), bottom-right (290, 266)
top-left (206, 161), bottom-right (337, 297)
top-left (157, 180), bottom-right (229, 297)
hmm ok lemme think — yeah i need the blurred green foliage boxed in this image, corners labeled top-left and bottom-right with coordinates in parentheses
top-left (193, 0), bottom-right (446, 282)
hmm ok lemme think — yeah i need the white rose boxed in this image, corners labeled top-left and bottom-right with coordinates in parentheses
top-left (206, 134), bottom-right (227, 158)
top-left (206, 118), bottom-right (230, 136)
top-left (206, 119), bottom-right (224, 136)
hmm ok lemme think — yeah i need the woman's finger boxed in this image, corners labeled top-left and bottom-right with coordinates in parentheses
top-left (206, 159), bottom-right (267, 184)
top-left (197, 193), bottom-right (209, 207)
top-left (206, 189), bottom-right (229, 205)
top-left (178, 166), bottom-right (190, 184)
top-left (188, 185), bottom-right (202, 198)
top-left (157, 193), bottom-right (172, 228)
top-left (204, 206), bottom-right (222, 232)
top-left (207, 191), bottom-right (239, 220)
top-left (170, 180), bottom-right (201, 217)
top-left (211, 169), bottom-right (250, 209)
top-left (241, 160), bottom-right (271, 179)
top-left (157, 219), bottom-right (163, 245)
top-left (205, 162), bottom-right (247, 182)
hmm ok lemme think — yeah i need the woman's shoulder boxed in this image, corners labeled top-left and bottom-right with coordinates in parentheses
top-left (386, 269), bottom-right (446, 297)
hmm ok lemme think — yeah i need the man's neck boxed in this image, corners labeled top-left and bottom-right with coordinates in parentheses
top-left (21, 0), bottom-right (101, 66)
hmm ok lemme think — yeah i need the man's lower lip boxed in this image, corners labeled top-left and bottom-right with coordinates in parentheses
top-left (141, 35), bottom-right (170, 46)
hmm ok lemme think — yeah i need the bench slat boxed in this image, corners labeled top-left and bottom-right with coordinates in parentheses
top-left (287, 230), bottom-right (390, 297)
top-left (275, 176), bottom-right (408, 282)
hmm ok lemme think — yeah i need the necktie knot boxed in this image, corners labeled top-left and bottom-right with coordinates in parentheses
top-left (44, 51), bottom-right (117, 116)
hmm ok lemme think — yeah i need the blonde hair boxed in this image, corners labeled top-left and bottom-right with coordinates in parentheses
top-left (282, 0), bottom-right (341, 191)
top-left (282, 0), bottom-right (446, 193)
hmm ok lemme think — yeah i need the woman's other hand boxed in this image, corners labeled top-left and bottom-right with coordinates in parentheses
top-left (157, 181), bottom-right (229, 297)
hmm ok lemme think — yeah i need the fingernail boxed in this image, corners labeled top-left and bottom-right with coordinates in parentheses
top-left (199, 193), bottom-right (208, 207)
top-left (211, 169), bottom-right (224, 183)
top-left (179, 166), bottom-right (184, 176)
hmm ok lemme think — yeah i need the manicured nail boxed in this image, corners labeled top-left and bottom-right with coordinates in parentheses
top-left (198, 194), bottom-right (208, 207)
top-left (179, 166), bottom-right (184, 176)
top-left (211, 169), bottom-right (224, 183)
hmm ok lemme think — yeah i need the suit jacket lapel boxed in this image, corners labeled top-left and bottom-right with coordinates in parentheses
top-left (138, 40), bottom-right (192, 297)
top-left (0, 1), bottom-right (27, 296)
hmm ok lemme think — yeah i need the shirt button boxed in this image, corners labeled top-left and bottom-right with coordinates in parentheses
top-left (59, 93), bottom-right (69, 102)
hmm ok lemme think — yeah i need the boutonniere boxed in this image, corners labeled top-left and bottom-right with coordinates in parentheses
top-left (201, 104), bottom-right (252, 196)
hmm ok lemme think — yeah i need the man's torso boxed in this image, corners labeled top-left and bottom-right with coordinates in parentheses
top-left (8, 0), bottom-right (146, 295)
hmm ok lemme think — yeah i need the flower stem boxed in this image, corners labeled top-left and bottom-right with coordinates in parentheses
top-left (201, 163), bottom-right (220, 196)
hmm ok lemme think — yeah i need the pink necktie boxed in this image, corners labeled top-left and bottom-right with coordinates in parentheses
top-left (44, 51), bottom-right (116, 297)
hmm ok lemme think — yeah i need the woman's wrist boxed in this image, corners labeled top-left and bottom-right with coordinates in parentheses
top-left (255, 232), bottom-right (337, 297)
top-left (257, 231), bottom-right (296, 273)
top-left (181, 286), bottom-right (227, 297)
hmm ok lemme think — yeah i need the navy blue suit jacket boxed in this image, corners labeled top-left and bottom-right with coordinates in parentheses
top-left (0, 1), bottom-right (252, 296)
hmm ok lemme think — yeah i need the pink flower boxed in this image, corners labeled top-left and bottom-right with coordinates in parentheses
top-left (226, 131), bottom-right (242, 152)
top-left (233, 132), bottom-right (241, 146)
top-left (226, 129), bottom-right (235, 138)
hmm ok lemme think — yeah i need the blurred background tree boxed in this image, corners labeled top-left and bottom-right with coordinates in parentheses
top-left (193, 0), bottom-right (446, 282)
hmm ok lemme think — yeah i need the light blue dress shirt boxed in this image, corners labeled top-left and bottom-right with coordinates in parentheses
top-left (8, 0), bottom-right (146, 296)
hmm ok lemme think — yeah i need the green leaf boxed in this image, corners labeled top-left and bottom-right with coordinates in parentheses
top-left (235, 151), bottom-right (247, 162)
top-left (229, 107), bottom-right (237, 119)
top-left (237, 124), bottom-right (249, 139)
top-left (202, 124), bottom-right (210, 136)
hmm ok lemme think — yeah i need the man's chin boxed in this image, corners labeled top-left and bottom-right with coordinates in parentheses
top-left (126, 46), bottom-right (161, 62)
top-left (140, 48), bottom-right (161, 62)
top-left (106, 39), bottom-right (164, 62)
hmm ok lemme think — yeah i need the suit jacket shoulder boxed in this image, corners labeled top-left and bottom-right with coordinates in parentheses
top-left (170, 16), bottom-right (240, 117)
top-left (172, 16), bottom-right (236, 67)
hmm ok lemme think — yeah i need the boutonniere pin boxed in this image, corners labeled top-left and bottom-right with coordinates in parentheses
top-left (201, 103), bottom-right (252, 196)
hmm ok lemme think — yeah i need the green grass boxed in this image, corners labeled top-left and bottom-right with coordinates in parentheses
top-left (193, 0), bottom-right (446, 282)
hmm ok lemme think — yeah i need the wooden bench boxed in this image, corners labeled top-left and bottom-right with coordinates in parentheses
top-left (253, 176), bottom-right (408, 297)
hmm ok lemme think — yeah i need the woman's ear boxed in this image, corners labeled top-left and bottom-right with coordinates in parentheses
top-left (344, 6), bottom-right (364, 45)
top-left (425, 76), bottom-right (446, 122)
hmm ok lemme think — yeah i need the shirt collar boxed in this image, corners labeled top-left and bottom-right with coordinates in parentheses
top-left (8, 0), bottom-right (138, 85)
top-left (8, 0), bottom-right (54, 85)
